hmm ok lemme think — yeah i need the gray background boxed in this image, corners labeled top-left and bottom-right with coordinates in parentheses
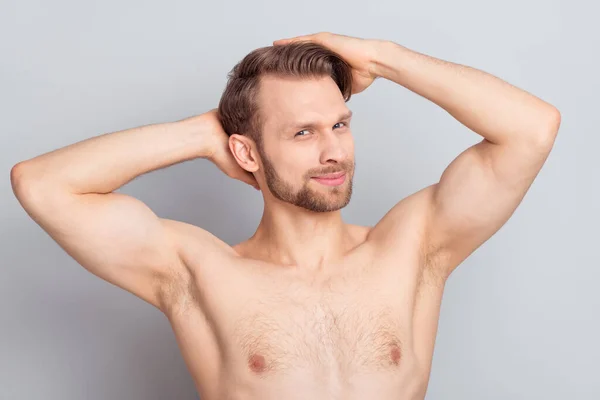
top-left (1, 0), bottom-right (596, 399)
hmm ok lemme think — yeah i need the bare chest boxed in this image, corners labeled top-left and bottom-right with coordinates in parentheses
top-left (231, 297), bottom-right (408, 377)
top-left (215, 259), bottom-right (422, 380)
top-left (167, 249), bottom-right (434, 399)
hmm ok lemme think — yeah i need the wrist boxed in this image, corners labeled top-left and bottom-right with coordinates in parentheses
top-left (371, 40), bottom-right (405, 81)
top-left (175, 113), bottom-right (217, 160)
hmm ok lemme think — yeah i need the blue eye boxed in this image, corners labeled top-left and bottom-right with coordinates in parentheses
top-left (295, 122), bottom-right (348, 137)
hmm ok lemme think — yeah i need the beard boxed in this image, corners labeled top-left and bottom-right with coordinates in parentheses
top-left (259, 149), bottom-right (354, 213)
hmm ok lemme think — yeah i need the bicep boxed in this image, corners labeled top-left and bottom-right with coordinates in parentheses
top-left (17, 186), bottom-right (187, 310)
top-left (426, 136), bottom-right (554, 273)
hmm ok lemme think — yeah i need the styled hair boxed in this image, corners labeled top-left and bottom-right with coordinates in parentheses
top-left (217, 42), bottom-right (353, 148)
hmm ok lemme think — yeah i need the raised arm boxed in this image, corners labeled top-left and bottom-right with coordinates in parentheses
top-left (371, 41), bottom-right (561, 277)
top-left (10, 110), bottom-right (257, 312)
top-left (274, 33), bottom-right (561, 279)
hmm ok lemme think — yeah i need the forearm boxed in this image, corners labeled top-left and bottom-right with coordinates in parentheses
top-left (372, 41), bottom-right (560, 145)
top-left (15, 115), bottom-right (213, 195)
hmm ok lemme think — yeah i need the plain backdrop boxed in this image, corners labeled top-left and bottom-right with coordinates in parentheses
top-left (1, 0), bottom-right (596, 399)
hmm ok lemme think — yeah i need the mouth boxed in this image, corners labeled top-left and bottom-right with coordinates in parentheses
top-left (311, 171), bottom-right (347, 186)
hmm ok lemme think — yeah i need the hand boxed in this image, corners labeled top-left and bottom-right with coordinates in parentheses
top-left (273, 32), bottom-right (386, 94)
top-left (200, 109), bottom-right (260, 190)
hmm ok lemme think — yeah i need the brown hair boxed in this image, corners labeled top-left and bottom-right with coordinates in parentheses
top-left (217, 42), bottom-right (353, 148)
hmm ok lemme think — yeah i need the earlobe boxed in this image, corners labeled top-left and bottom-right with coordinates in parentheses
top-left (229, 134), bottom-right (259, 173)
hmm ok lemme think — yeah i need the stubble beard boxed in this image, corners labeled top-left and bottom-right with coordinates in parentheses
top-left (259, 149), bottom-right (354, 213)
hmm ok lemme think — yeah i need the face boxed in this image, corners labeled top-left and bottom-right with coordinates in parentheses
top-left (256, 75), bottom-right (355, 213)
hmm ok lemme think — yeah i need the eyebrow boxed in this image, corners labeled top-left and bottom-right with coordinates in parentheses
top-left (284, 110), bottom-right (353, 132)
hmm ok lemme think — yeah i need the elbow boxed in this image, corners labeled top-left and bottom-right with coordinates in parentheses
top-left (542, 107), bottom-right (561, 143)
top-left (11, 162), bottom-right (58, 219)
top-left (530, 106), bottom-right (561, 149)
top-left (10, 162), bottom-right (44, 201)
top-left (10, 162), bottom-right (29, 197)
top-left (545, 106), bottom-right (561, 136)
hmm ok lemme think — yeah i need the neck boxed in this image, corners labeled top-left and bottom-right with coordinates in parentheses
top-left (248, 201), bottom-right (352, 270)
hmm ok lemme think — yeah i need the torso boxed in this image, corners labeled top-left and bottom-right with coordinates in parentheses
top-left (161, 194), bottom-right (448, 400)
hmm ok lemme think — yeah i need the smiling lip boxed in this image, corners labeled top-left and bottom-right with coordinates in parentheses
top-left (311, 171), bottom-right (347, 186)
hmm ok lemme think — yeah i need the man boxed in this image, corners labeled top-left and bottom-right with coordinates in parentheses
top-left (11, 32), bottom-right (560, 399)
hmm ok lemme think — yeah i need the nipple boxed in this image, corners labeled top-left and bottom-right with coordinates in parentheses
top-left (248, 353), bottom-right (267, 373)
top-left (389, 344), bottom-right (402, 366)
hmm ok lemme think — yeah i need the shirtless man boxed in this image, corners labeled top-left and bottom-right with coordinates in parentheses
top-left (10, 32), bottom-right (560, 399)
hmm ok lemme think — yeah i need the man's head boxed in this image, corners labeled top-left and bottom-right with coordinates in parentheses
top-left (217, 42), bottom-right (356, 213)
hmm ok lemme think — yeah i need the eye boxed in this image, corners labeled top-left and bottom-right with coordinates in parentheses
top-left (294, 122), bottom-right (349, 137)
top-left (294, 129), bottom-right (310, 137)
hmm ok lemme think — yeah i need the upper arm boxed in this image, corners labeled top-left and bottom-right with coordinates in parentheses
top-left (12, 172), bottom-right (200, 311)
top-left (368, 115), bottom-right (559, 280)
top-left (424, 130), bottom-right (557, 276)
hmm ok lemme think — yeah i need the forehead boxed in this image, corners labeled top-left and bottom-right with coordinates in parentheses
top-left (258, 75), bottom-right (348, 131)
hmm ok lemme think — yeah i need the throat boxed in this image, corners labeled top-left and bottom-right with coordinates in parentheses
top-left (243, 217), bottom-right (357, 268)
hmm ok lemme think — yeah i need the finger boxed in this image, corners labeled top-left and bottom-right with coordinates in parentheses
top-left (273, 34), bottom-right (314, 45)
top-left (244, 176), bottom-right (259, 190)
top-left (249, 177), bottom-right (261, 191)
top-left (273, 38), bottom-right (294, 45)
top-left (238, 171), bottom-right (260, 190)
top-left (249, 180), bottom-right (261, 191)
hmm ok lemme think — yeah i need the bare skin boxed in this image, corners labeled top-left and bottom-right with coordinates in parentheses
top-left (10, 33), bottom-right (560, 400)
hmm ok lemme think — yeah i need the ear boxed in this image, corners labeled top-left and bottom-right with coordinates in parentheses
top-left (229, 134), bottom-right (260, 173)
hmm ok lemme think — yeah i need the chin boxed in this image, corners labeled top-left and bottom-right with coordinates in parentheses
top-left (311, 188), bottom-right (353, 211)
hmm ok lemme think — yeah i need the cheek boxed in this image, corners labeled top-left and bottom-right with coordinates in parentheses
top-left (279, 151), bottom-right (314, 176)
top-left (340, 132), bottom-right (355, 155)
top-left (270, 157), bottom-right (308, 183)
top-left (347, 143), bottom-right (355, 157)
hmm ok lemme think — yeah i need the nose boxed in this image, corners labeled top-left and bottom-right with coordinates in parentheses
top-left (318, 130), bottom-right (350, 165)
